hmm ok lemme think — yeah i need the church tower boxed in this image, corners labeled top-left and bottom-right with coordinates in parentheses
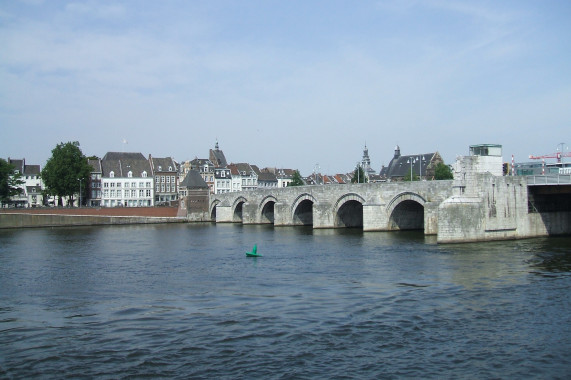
top-left (361, 144), bottom-right (376, 176)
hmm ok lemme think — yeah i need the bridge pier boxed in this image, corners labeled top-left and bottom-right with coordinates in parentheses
top-left (313, 202), bottom-right (335, 229)
top-left (363, 204), bottom-right (388, 231)
top-left (214, 205), bottom-right (233, 223)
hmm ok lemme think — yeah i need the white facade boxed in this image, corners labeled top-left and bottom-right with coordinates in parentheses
top-left (214, 168), bottom-right (232, 194)
top-left (101, 171), bottom-right (154, 207)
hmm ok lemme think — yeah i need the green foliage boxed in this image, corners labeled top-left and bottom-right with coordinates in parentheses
top-left (0, 158), bottom-right (24, 203)
top-left (351, 165), bottom-right (368, 183)
top-left (403, 171), bottom-right (419, 182)
top-left (41, 141), bottom-right (92, 206)
top-left (290, 170), bottom-right (304, 186)
top-left (434, 162), bottom-right (453, 180)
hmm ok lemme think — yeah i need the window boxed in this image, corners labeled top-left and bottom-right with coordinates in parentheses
top-left (146, 182), bottom-right (151, 188)
top-left (139, 182), bottom-right (144, 188)
top-left (166, 176), bottom-right (170, 184)
top-left (104, 182), bottom-right (109, 188)
top-left (162, 176), bottom-right (165, 183)
top-left (168, 166), bottom-right (172, 171)
top-left (110, 190), bottom-right (115, 197)
top-left (110, 171), bottom-right (115, 178)
top-left (142, 171), bottom-right (147, 178)
top-left (110, 182), bottom-right (115, 188)
top-left (146, 190), bottom-right (151, 197)
top-left (139, 190), bottom-right (144, 197)
top-left (128, 171), bottom-right (133, 178)
top-left (117, 190), bottom-right (122, 198)
top-left (117, 182), bottom-right (121, 188)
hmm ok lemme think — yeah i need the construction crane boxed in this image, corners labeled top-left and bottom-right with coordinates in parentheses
top-left (529, 143), bottom-right (571, 163)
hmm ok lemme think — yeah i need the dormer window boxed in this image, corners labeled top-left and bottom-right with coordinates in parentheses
top-left (158, 166), bottom-right (162, 171)
top-left (128, 171), bottom-right (133, 178)
top-left (110, 171), bottom-right (115, 178)
top-left (168, 166), bottom-right (172, 171)
top-left (142, 171), bottom-right (147, 178)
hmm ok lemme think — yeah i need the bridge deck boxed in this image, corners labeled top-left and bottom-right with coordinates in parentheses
top-left (527, 174), bottom-right (571, 186)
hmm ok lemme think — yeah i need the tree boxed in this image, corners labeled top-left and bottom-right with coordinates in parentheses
top-left (0, 158), bottom-right (24, 205)
top-left (289, 170), bottom-right (304, 186)
top-left (403, 171), bottom-right (419, 182)
top-left (434, 162), bottom-right (453, 180)
top-left (351, 165), bottom-right (368, 183)
top-left (41, 141), bottom-right (92, 206)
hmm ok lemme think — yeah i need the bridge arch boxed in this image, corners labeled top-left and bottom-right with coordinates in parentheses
top-left (232, 196), bottom-right (248, 223)
top-left (291, 193), bottom-right (317, 226)
top-left (259, 195), bottom-right (278, 224)
top-left (386, 192), bottom-right (426, 231)
top-left (209, 199), bottom-right (221, 221)
top-left (334, 193), bottom-right (366, 228)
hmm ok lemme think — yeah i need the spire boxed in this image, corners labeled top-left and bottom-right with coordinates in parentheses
top-left (215, 140), bottom-right (219, 150)
top-left (394, 145), bottom-right (401, 159)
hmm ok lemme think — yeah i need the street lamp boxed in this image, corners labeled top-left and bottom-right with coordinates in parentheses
top-left (78, 178), bottom-right (83, 207)
top-left (407, 158), bottom-right (416, 181)
top-left (418, 155), bottom-right (426, 180)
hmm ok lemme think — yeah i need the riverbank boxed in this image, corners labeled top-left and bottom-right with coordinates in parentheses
top-left (0, 207), bottom-right (187, 228)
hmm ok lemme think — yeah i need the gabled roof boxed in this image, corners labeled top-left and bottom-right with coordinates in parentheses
top-left (209, 143), bottom-right (228, 167)
top-left (229, 163), bottom-right (256, 176)
top-left (151, 156), bottom-right (177, 173)
top-left (88, 159), bottom-right (102, 173)
top-left (180, 170), bottom-right (209, 189)
top-left (23, 164), bottom-right (41, 176)
top-left (8, 158), bottom-right (24, 173)
top-left (101, 152), bottom-right (152, 178)
top-left (383, 152), bottom-right (440, 178)
top-left (257, 171), bottom-right (278, 182)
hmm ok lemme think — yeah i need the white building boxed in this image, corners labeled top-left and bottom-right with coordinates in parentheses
top-left (214, 167), bottom-right (232, 194)
top-left (100, 152), bottom-right (154, 207)
top-left (7, 158), bottom-right (44, 207)
top-left (228, 163), bottom-right (258, 192)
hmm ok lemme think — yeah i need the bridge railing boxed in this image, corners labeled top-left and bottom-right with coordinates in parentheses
top-left (527, 174), bottom-right (571, 186)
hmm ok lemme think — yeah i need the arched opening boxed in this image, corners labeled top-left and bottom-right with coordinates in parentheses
top-left (389, 200), bottom-right (424, 230)
top-left (233, 201), bottom-right (244, 223)
top-left (336, 200), bottom-right (363, 228)
top-left (261, 201), bottom-right (275, 224)
top-left (293, 199), bottom-right (313, 225)
top-left (210, 205), bottom-right (217, 221)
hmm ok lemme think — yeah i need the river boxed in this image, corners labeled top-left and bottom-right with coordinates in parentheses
top-left (1, 224), bottom-right (570, 379)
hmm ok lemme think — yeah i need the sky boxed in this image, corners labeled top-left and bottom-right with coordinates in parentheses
top-left (1, 0), bottom-right (570, 175)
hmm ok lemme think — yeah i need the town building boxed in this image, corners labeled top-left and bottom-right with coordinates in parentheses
top-left (100, 152), bottom-right (154, 207)
top-left (360, 144), bottom-right (376, 177)
top-left (213, 166), bottom-right (232, 194)
top-left (179, 169), bottom-right (209, 219)
top-left (150, 155), bottom-right (178, 204)
top-left (255, 167), bottom-right (278, 189)
top-left (379, 146), bottom-right (444, 181)
top-left (87, 158), bottom-right (102, 207)
top-left (209, 141), bottom-right (228, 168)
top-left (190, 158), bottom-right (214, 193)
top-left (7, 158), bottom-right (44, 207)
top-left (228, 163), bottom-right (258, 191)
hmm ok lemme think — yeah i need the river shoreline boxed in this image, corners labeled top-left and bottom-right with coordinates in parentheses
top-left (0, 207), bottom-right (187, 228)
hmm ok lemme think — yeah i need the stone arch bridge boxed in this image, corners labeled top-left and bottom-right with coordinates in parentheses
top-left (210, 181), bottom-right (454, 234)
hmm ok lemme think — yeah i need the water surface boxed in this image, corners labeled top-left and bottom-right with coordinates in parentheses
top-left (1, 224), bottom-right (570, 378)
